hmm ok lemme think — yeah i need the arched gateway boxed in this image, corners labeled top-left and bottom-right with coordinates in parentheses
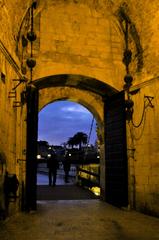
top-left (24, 74), bottom-right (128, 211)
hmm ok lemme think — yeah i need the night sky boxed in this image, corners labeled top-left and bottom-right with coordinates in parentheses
top-left (38, 100), bottom-right (97, 146)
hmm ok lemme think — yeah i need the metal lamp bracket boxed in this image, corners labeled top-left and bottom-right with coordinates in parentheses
top-left (8, 90), bottom-right (16, 99)
top-left (144, 95), bottom-right (154, 108)
top-left (12, 77), bottom-right (27, 91)
top-left (13, 101), bottom-right (22, 108)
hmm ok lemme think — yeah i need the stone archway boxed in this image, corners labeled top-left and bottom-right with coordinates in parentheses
top-left (35, 74), bottom-right (118, 158)
top-left (35, 74), bottom-right (114, 204)
top-left (38, 86), bottom-right (105, 201)
top-left (24, 74), bottom-right (128, 210)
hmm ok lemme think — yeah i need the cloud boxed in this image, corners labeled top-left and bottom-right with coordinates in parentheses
top-left (61, 106), bottom-right (89, 114)
top-left (64, 115), bottom-right (74, 119)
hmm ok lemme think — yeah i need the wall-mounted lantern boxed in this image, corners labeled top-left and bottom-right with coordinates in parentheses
top-left (26, 1), bottom-right (37, 82)
top-left (121, 16), bottom-right (134, 121)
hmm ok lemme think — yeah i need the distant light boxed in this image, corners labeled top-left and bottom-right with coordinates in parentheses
top-left (48, 147), bottom-right (52, 149)
top-left (97, 155), bottom-right (100, 159)
top-left (37, 154), bottom-right (41, 159)
top-left (47, 154), bottom-right (51, 158)
top-left (69, 153), bottom-right (71, 157)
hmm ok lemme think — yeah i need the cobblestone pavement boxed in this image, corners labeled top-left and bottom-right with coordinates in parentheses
top-left (0, 200), bottom-right (159, 240)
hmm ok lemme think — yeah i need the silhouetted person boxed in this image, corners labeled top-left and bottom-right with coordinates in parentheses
top-left (63, 152), bottom-right (71, 183)
top-left (47, 151), bottom-right (58, 186)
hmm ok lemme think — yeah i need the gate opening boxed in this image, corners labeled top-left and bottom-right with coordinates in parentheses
top-left (37, 100), bottom-right (100, 200)
top-left (25, 75), bottom-right (128, 210)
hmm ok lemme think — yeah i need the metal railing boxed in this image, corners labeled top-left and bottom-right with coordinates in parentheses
top-left (76, 164), bottom-right (100, 188)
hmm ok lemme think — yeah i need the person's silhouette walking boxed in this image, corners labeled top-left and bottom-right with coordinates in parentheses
top-left (63, 152), bottom-right (71, 183)
top-left (47, 151), bottom-right (58, 186)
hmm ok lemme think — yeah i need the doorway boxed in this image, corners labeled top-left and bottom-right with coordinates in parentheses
top-left (37, 100), bottom-right (100, 201)
top-left (24, 75), bottom-right (128, 210)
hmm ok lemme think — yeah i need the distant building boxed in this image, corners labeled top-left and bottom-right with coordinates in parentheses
top-left (37, 141), bottom-right (49, 161)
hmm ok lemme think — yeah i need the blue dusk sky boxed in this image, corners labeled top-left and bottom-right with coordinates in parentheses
top-left (38, 100), bottom-right (97, 146)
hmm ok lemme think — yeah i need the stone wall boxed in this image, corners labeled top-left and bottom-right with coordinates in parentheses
top-left (0, 0), bottom-right (25, 216)
top-left (0, 45), bottom-right (23, 215)
top-left (127, 78), bottom-right (159, 216)
top-left (32, 0), bottom-right (125, 90)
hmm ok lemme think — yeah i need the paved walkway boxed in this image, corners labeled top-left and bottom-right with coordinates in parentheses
top-left (37, 185), bottom-right (99, 200)
top-left (37, 164), bottom-right (99, 200)
top-left (0, 200), bottom-right (159, 240)
top-left (0, 167), bottom-right (159, 239)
